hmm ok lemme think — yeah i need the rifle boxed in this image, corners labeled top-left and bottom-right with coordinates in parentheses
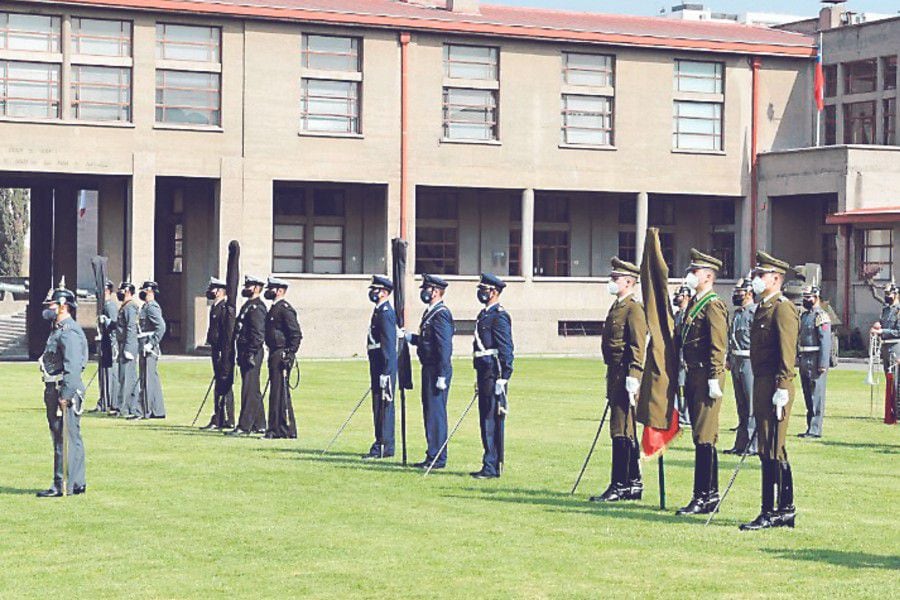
top-left (570, 399), bottom-right (610, 495)
top-left (425, 382), bottom-right (479, 477)
top-left (322, 388), bottom-right (372, 455)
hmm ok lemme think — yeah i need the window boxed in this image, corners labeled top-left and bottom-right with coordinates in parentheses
top-left (302, 34), bottom-right (359, 72)
top-left (673, 101), bottom-right (722, 151)
top-left (416, 191), bottom-right (459, 275)
top-left (273, 189), bottom-right (306, 273)
top-left (861, 229), bottom-right (892, 280)
top-left (659, 232), bottom-right (675, 268)
top-left (171, 221), bottom-right (183, 273)
top-left (884, 56), bottom-right (897, 91)
top-left (0, 12), bottom-right (60, 53)
top-left (300, 35), bottom-right (362, 134)
top-left (156, 23), bottom-right (220, 62)
top-left (535, 197), bottom-right (569, 223)
top-left (710, 232), bottom-right (735, 279)
top-left (443, 88), bottom-right (497, 141)
top-left (562, 52), bottom-right (613, 87)
top-left (558, 321), bottom-right (603, 336)
top-left (883, 98), bottom-right (896, 146)
top-left (509, 200), bottom-right (521, 277)
top-left (824, 105), bottom-right (836, 145)
top-left (0, 61), bottom-right (60, 118)
top-left (617, 231), bottom-right (636, 264)
top-left (821, 233), bottom-right (837, 281)
top-left (72, 66), bottom-right (130, 122)
top-left (272, 187), bottom-right (347, 274)
top-left (824, 64), bottom-right (837, 97)
top-left (561, 95), bottom-right (613, 146)
top-left (843, 59), bottom-right (876, 95)
top-left (72, 18), bottom-right (130, 57)
top-left (843, 100), bottom-right (875, 144)
top-left (534, 230), bottom-right (570, 277)
top-left (674, 60), bottom-right (723, 94)
top-left (155, 70), bottom-right (220, 126)
top-left (443, 44), bottom-right (499, 141)
top-left (313, 225), bottom-right (343, 274)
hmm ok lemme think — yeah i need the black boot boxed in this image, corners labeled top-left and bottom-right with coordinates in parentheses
top-left (624, 438), bottom-right (643, 500)
top-left (740, 459), bottom-right (777, 531)
top-left (677, 445), bottom-right (710, 515)
top-left (703, 446), bottom-right (720, 513)
top-left (774, 461), bottom-right (796, 528)
top-left (590, 437), bottom-right (629, 502)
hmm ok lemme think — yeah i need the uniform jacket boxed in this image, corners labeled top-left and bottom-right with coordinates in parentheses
top-left (750, 291), bottom-right (800, 389)
top-left (679, 289), bottom-right (728, 378)
top-left (728, 302), bottom-right (756, 361)
top-left (235, 296), bottom-right (267, 356)
top-left (473, 303), bottom-right (514, 379)
top-left (367, 300), bottom-right (398, 378)
top-left (879, 303), bottom-right (900, 365)
top-left (101, 299), bottom-right (119, 345)
top-left (139, 300), bottom-right (167, 349)
top-left (411, 301), bottom-right (454, 379)
top-left (207, 299), bottom-right (236, 352)
top-left (601, 294), bottom-right (646, 380)
top-left (265, 299), bottom-right (302, 354)
top-left (42, 316), bottom-right (89, 400)
top-left (799, 305), bottom-right (833, 373)
top-left (116, 299), bottom-right (139, 357)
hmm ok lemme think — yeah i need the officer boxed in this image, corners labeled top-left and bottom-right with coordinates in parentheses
top-left (591, 258), bottom-right (646, 502)
top-left (201, 277), bottom-right (236, 430)
top-left (724, 277), bottom-right (757, 455)
top-left (37, 281), bottom-right (88, 497)
top-left (228, 275), bottom-right (268, 436)
top-left (741, 251), bottom-right (800, 531)
top-left (676, 249), bottom-right (728, 516)
top-left (870, 282), bottom-right (900, 423)
top-left (116, 279), bottom-right (141, 418)
top-left (471, 273), bottom-right (514, 480)
top-left (92, 281), bottom-right (119, 414)
top-left (363, 275), bottom-right (398, 460)
top-left (137, 281), bottom-right (167, 419)
top-left (797, 286), bottom-right (832, 439)
top-left (672, 285), bottom-right (692, 426)
top-left (406, 274), bottom-right (454, 469)
top-left (263, 277), bottom-right (302, 439)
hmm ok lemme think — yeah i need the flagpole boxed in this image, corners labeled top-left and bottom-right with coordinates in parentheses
top-left (658, 455), bottom-right (666, 510)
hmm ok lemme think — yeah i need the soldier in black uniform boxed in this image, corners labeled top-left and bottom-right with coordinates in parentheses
top-left (201, 277), bottom-right (236, 430)
top-left (229, 275), bottom-right (268, 436)
top-left (263, 277), bottom-right (302, 439)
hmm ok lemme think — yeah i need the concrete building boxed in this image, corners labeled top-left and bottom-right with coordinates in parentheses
top-left (0, 0), bottom-right (826, 357)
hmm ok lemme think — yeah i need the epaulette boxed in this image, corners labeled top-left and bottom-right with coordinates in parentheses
top-left (777, 296), bottom-right (788, 303)
top-left (815, 311), bottom-right (831, 327)
top-left (498, 306), bottom-right (505, 312)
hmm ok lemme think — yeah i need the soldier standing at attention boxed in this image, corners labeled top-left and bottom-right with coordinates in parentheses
top-left (471, 273), bottom-right (514, 480)
top-left (92, 281), bottom-right (119, 414)
top-left (870, 283), bottom-right (900, 424)
top-left (228, 276), bottom-right (268, 436)
top-left (676, 249), bottom-right (728, 516)
top-left (116, 280), bottom-right (140, 418)
top-left (202, 277), bottom-right (236, 430)
top-left (797, 286), bottom-right (832, 439)
top-left (406, 274), bottom-right (454, 469)
top-left (724, 277), bottom-right (757, 455)
top-left (37, 282), bottom-right (88, 497)
top-left (741, 251), bottom-right (800, 531)
top-left (672, 285), bottom-right (692, 426)
top-left (263, 277), bottom-right (302, 439)
top-left (591, 258), bottom-right (645, 502)
top-left (363, 275), bottom-right (398, 460)
top-left (137, 281), bottom-right (167, 419)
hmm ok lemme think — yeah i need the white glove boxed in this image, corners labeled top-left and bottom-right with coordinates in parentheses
top-left (708, 379), bottom-right (723, 399)
top-left (379, 374), bottom-right (391, 389)
top-left (625, 377), bottom-right (640, 395)
top-left (99, 315), bottom-right (109, 325)
top-left (436, 376), bottom-right (447, 390)
top-left (495, 379), bottom-right (508, 396)
top-left (404, 330), bottom-right (414, 344)
top-left (124, 351), bottom-right (134, 361)
top-left (143, 343), bottom-right (153, 354)
top-left (772, 388), bottom-right (789, 420)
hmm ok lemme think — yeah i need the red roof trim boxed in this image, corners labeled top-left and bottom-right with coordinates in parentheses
top-left (31, 0), bottom-right (817, 57)
top-left (826, 207), bottom-right (900, 225)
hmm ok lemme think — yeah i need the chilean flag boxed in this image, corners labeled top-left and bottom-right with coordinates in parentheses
top-left (78, 190), bottom-right (87, 218)
top-left (814, 43), bottom-right (825, 112)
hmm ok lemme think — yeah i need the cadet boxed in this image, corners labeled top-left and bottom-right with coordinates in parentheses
top-left (202, 277), bottom-right (236, 430)
top-left (37, 282), bottom-right (88, 497)
top-left (116, 280), bottom-right (141, 418)
top-left (591, 258), bottom-right (646, 502)
top-left (229, 275), bottom-right (268, 436)
top-left (263, 277), bottom-right (302, 439)
top-left (363, 275), bottom-right (398, 460)
top-left (672, 285), bottom-right (692, 426)
top-left (676, 249), bottom-right (728, 516)
top-left (92, 281), bottom-right (119, 414)
top-left (741, 251), bottom-right (800, 531)
top-left (870, 283), bottom-right (900, 423)
top-left (406, 274), bottom-right (454, 469)
top-left (725, 277), bottom-right (757, 455)
top-left (471, 273), bottom-right (514, 479)
top-left (137, 281), bottom-right (167, 419)
top-left (797, 286), bottom-right (832, 439)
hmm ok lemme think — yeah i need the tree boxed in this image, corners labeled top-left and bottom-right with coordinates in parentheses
top-left (0, 188), bottom-right (30, 277)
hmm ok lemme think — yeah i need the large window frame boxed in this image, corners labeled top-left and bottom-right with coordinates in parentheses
top-left (672, 59), bottom-right (725, 152)
top-left (0, 12), bottom-right (61, 120)
top-left (300, 34), bottom-right (362, 135)
top-left (70, 17), bottom-right (133, 123)
top-left (533, 197), bottom-right (571, 277)
top-left (843, 59), bottom-right (876, 95)
top-left (272, 187), bottom-right (348, 275)
top-left (560, 52), bottom-right (615, 147)
top-left (155, 22), bottom-right (222, 127)
top-left (843, 100), bottom-right (876, 145)
top-left (442, 43), bottom-right (499, 142)
top-left (415, 190), bottom-right (460, 275)
top-left (860, 229), bottom-right (892, 280)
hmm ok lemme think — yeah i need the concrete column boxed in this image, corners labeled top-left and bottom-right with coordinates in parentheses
top-left (240, 173), bottom-right (272, 278)
top-left (635, 191), bottom-right (648, 261)
top-left (218, 157), bottom-right (244, 275)
top-left (835, 63), bottom-right (845, 144)
top-left (895, 53), bottom-right (900, 145)
top-left (521, 188), bottom-right (534, 280)
top-left (129, 153), bottom-right (156, 280)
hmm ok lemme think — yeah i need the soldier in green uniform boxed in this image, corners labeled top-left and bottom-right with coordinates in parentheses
top-left (591, 257), bottom-right (647, 503)
top-left (676, 249), bottom-right (728, 516)
top-left (741, 251), bottom-right (800, 531)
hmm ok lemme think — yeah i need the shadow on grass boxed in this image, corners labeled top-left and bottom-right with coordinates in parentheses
top-left (763, 548), bottom-right (900, 571)
top-left (0, 486), bottom-right (38, 496)
top-left (820, 440), bottom-right (899, 454)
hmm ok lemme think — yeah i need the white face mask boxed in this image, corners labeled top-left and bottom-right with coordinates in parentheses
top-left (751, 276), bottom-right (766, 295)
top-left (607, 280), bottom-right (620, 296)
top-left (684, 271), bottom-right (699, 291)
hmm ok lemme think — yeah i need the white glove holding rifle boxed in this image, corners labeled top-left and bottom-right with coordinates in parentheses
top-left (625, 376), bottom-right (640, 407)
top-left (494, 379), bottom-right (508, 397)
top-left (708, 379), bottom-right (724, 399)
top-left (436, 376), bottom-right (447, 391)
top-left (379, 374), bottom-right (393, 402)
top-left (772, 388), bottom-right (789, 420)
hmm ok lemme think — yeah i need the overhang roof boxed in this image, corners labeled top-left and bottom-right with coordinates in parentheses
top-left (827, 207), bottom-right (900, 225)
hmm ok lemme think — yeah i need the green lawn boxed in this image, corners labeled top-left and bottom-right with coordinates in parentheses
top-left (0, 358), bottom-right (897, 598)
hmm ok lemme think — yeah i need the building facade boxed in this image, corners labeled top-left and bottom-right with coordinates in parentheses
top-left (0, 0), bottom-right (823, 357)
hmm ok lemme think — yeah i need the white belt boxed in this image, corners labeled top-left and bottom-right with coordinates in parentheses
top-left (732, 350), bottom-right (750, 358)
top-left (473, 349), bottom-right (498, 358)
top-left (367, 343), bottom-right (381, 350)
top-left (42, 373), bottom-right (62, 384)
top-left (799, 346), bottom-right (820, 353)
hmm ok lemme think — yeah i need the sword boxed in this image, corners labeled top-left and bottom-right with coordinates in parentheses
top-left (705, 429), bottom-right (759, 525)
top-left (570, 399), bottom-right (610, 495)
top-left (322, 388), bottom-right (372, 455)
top-left (190, 377), bottom-right (216, 427)
top-left (425, 383), bottom-right (479, 477)
top-left (59, 403), bottom-right (68, 497)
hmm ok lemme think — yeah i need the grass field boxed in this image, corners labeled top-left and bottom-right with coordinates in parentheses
top-left (0, 358), bottom-right (897, 598)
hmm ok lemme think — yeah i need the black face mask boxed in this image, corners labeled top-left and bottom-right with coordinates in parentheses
top-left (802, 299), bottom-right (815, 310)
top-left (477, 289), bottom-right (492, 305)
top-left (205, 290), bottom-right (217, 301)
top-left (139, 291), bottom-right (147, 301)
top-left (241, 288), bottom-right (253, 298)
top-left (885, 295), bottom-right (894, 305)
top-left (732, 294), bottom-right (744, 307)
top-left (368, 290), bottom-right (381, 304)
top-left (116, 291), bottom-right (125, 302)
top-left (264, 289), bottom-right (276, 301)
top-left (420, 289), bottom-right (433, 304)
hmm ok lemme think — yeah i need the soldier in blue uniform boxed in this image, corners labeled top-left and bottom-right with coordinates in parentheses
top-left (797, 286), bottom-right (832, 439)
top-left (363, 275), bottom-right (398, 460)
top-left (137, 281), bottom-right (166, 419)
top-left (202, 277), bottom-right (235, 430)
top-left (37, 282), bottom-right (88, 497)
top-left (406, 274), bottom-right (454, 469)
top-left (264, 277), bottom-right (302, 439)
top-left (725, 277), bottom-right (757, 455)
top-left (471, 273), bottom-right (514, 479)
top-left (115, 280), bottom-right (141, 418)
top-left (229, 275), bottom-right (268, 436)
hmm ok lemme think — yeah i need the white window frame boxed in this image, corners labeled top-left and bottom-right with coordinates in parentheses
top-left (442, 43), bottom-right (500, 143)
top-left (560, 52), bottom-right (615, 148)
top-left (672, 59), bottom-right (725, 153)
top-left (154, 22), bottom-right (222, 129)
top-left (299, 33), bottom-right (362, 136)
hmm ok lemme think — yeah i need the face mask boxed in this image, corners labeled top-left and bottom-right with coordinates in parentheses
top-left (205, 290), bottom-right (217, 301)
top-left (802, 299), bottom-right (815, 310)
top-left (139, 291), bottom-right (147, 301)
top-left (885, 295), bottom-right (894, 305)
top-left (684, 271), bottom-right (699, 290)
top-left (420, 289), bottom-right (433, 304)
top-left (241, 288), bottom-right (253, 298)
top-left (606, 281), bottom-right (619, 296)
top-left (477, 289), bottom-right (492, 305)
top-left (368, 290), bottom-right (381, 304)
top-left (42, 308), bottom-right (57, 322)
top-left (751, 276), bottom-right (766, 296)
top-left (264, 289), bottom-right (276, 301)
top-left (732, 294), bottom-right (744, 307)
top-left (116, 291), bottom-right (125, 302)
